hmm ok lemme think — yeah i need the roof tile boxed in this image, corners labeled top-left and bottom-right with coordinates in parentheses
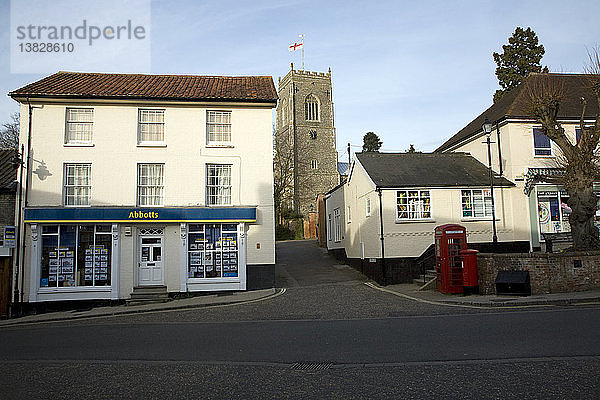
top-left (9, 71), bottom-right (278, 103)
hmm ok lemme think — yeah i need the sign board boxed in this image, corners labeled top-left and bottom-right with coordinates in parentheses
top-left (3, 226), bottom-right (16, 248)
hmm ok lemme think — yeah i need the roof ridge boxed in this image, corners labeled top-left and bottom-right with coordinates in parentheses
top-left (56, 71), bottom-right (273, 78)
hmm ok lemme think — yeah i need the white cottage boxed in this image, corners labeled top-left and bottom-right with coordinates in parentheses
top-left (325, 152), bottom-right (524, 284)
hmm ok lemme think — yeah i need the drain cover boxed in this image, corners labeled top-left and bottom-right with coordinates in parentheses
top-left (290, 362), bottom-right (333, 372)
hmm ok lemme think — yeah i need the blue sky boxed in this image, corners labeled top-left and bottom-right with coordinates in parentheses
top-left (1, 0), bottom-right (599, 161)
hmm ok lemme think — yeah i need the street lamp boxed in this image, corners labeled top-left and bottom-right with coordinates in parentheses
top-left (482, 118), bottom-right (498, 246)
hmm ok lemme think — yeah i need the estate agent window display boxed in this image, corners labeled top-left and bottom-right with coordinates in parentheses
top-left (187, 224), bottom-right (239, 279)
top-left (40, 224), bottom-right (112, 288)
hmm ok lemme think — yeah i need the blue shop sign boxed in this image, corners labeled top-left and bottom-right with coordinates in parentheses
top-left (24, 207), bottom-right (256, 223)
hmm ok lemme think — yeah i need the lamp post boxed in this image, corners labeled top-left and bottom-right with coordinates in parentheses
top-left (482, 118), bottom-right (498, 246)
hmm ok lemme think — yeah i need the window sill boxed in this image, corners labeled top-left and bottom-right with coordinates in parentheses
top-left (64, 143), bottom-right (94, 147)
top-left (461, 218), bottom-right (500, 222)
top-left (38, 286), bottom-right (112, 293)
top-left (137, 143), bottom-right (167, 148)
top-left (533, 154), bottom-right (554, 158)
top-left (64, 204), bottom-right (92, 208)
top-left (206, 144), bottom-right (234, 148)
top-left (395, 218), bottom-right (435, 224)
top-left (187, 278), bottom-right (240, 283)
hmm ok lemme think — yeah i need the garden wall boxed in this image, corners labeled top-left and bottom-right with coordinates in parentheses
top-left (477, 252), bottom-right (600, 295)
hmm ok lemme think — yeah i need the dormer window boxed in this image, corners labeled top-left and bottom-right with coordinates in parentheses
top-left (305, 94), bottom-right (319, 121)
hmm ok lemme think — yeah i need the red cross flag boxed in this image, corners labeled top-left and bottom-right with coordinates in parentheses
top-left (288, 42), bottom-right (303, 52)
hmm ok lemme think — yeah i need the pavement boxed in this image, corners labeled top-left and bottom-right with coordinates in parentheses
top-left (0, 287), bottom-right (282, 326)
top-left (372, 282), bottom-right (600, 308)
top-left (3, 239), bottom-right (600, 326)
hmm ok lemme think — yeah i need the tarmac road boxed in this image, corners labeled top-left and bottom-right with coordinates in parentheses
top-left (1, 240), bottom-right (599, 399)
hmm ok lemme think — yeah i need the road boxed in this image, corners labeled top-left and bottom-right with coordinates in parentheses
top-left (1, 240), bottom-right (599, 399)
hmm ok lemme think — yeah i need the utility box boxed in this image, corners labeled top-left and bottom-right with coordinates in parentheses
top-left (495, 270), bottom-right (531, 296)
top-left (435, 224), bottom-right (467, 294)
top-left (460, 249), bottom-right (479, 295)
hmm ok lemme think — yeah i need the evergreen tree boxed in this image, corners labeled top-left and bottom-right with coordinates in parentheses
top-left (493, 27), bottom-right (548, 102)
top-left (362, 132), bottom-right (382, 152)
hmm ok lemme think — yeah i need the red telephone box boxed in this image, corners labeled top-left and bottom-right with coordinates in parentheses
top-left (435, 224), bottom-right (467, 294)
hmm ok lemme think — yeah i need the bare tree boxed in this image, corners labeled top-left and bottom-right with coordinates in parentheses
top-left (0, 112), bottom-right (19, 148)
top-left (527, 51), bottom-right (600, 250)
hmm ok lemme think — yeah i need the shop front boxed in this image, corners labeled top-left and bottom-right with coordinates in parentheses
top-left (23, 207), bottom-right (256, 302)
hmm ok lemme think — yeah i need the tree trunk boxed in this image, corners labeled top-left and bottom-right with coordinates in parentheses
top-left (566, 186), bottom-right (600, 250)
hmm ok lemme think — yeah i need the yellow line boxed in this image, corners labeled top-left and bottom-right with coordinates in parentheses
top-left (364, 282), bottom-right (553, 310)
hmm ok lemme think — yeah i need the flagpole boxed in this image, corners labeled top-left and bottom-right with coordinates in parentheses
top-left (299, 34), bottom-right (304, 70)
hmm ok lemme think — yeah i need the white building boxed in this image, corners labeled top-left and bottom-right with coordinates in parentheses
top-left (9, 71), bottom-right (277, 303)
top-left (325, 152), bottom-right (522, 284)
top-left (437, 73), bottom-right (600, 250)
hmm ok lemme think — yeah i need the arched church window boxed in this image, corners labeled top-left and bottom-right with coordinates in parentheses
top-left (305, 94), bottom-right (319, 121)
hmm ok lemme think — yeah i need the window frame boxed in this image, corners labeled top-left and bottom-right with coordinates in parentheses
top-left (206, 110), bottom-right (232, 147)
top-left (40, 224), bottom-right (113, 288)
top-left (327, 214), bottom-right (332, 241)
top-left (206, 163), bottom-right (233, 206)
top-left (533, 127), bottom-right (553, 157)
top-left (65, 108), bottom-right (94, 145)
top-left (366, 197), bottom-right (371, 217)
top-left (461, 188), bottom-right (495, 220)
top-left (311, 159), bottom-right (318, 169)
top-left (396, 189), bottom-right (432, 221)
top-left (63, 163), bottom-right (92, 207)
top-left (137, 163), bottom-right (165, 207)
top-left (137, 109), bottom-right (166, 145)
top-left (333, 208), bottom-right (342, 242)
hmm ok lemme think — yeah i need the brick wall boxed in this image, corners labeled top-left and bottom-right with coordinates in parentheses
top-left (477, 252), bottom-right (600, 295)
top-left (0, 192), bottom-right (16, 226)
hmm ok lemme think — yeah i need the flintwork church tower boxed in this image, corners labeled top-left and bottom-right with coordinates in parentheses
top-left (275, 64), bottom-right (339, 218)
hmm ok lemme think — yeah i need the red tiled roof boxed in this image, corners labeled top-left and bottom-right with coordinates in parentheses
top-left (436, 73), bottom-right (600, 152)
top-left (9, 71), bottom-right (278, 103)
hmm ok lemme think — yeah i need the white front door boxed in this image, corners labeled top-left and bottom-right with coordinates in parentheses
top-left (138, 235), bottom-right (163, 286)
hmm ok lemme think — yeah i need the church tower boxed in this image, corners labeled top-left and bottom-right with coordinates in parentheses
top-left (275, 64), bottom-right (339, 218)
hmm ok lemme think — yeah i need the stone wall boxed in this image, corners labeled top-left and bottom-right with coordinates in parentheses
top-left (477, 252), bottom-right (600, 295)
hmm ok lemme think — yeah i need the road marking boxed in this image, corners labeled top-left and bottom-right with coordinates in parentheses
top-left (364, 282), bottom-right (557, 310)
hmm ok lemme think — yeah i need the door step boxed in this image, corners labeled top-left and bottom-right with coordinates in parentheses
top-left (127, 285), bottom-right (170, 305)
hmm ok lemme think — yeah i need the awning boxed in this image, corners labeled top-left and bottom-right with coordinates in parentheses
top-left (524, 168), bottom-right (566, 196)
top-left (24, 207), bottom-right (257, 223)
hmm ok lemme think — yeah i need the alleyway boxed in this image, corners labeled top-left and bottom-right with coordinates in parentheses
top-left (275, 240), bottom-right (366, 287)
